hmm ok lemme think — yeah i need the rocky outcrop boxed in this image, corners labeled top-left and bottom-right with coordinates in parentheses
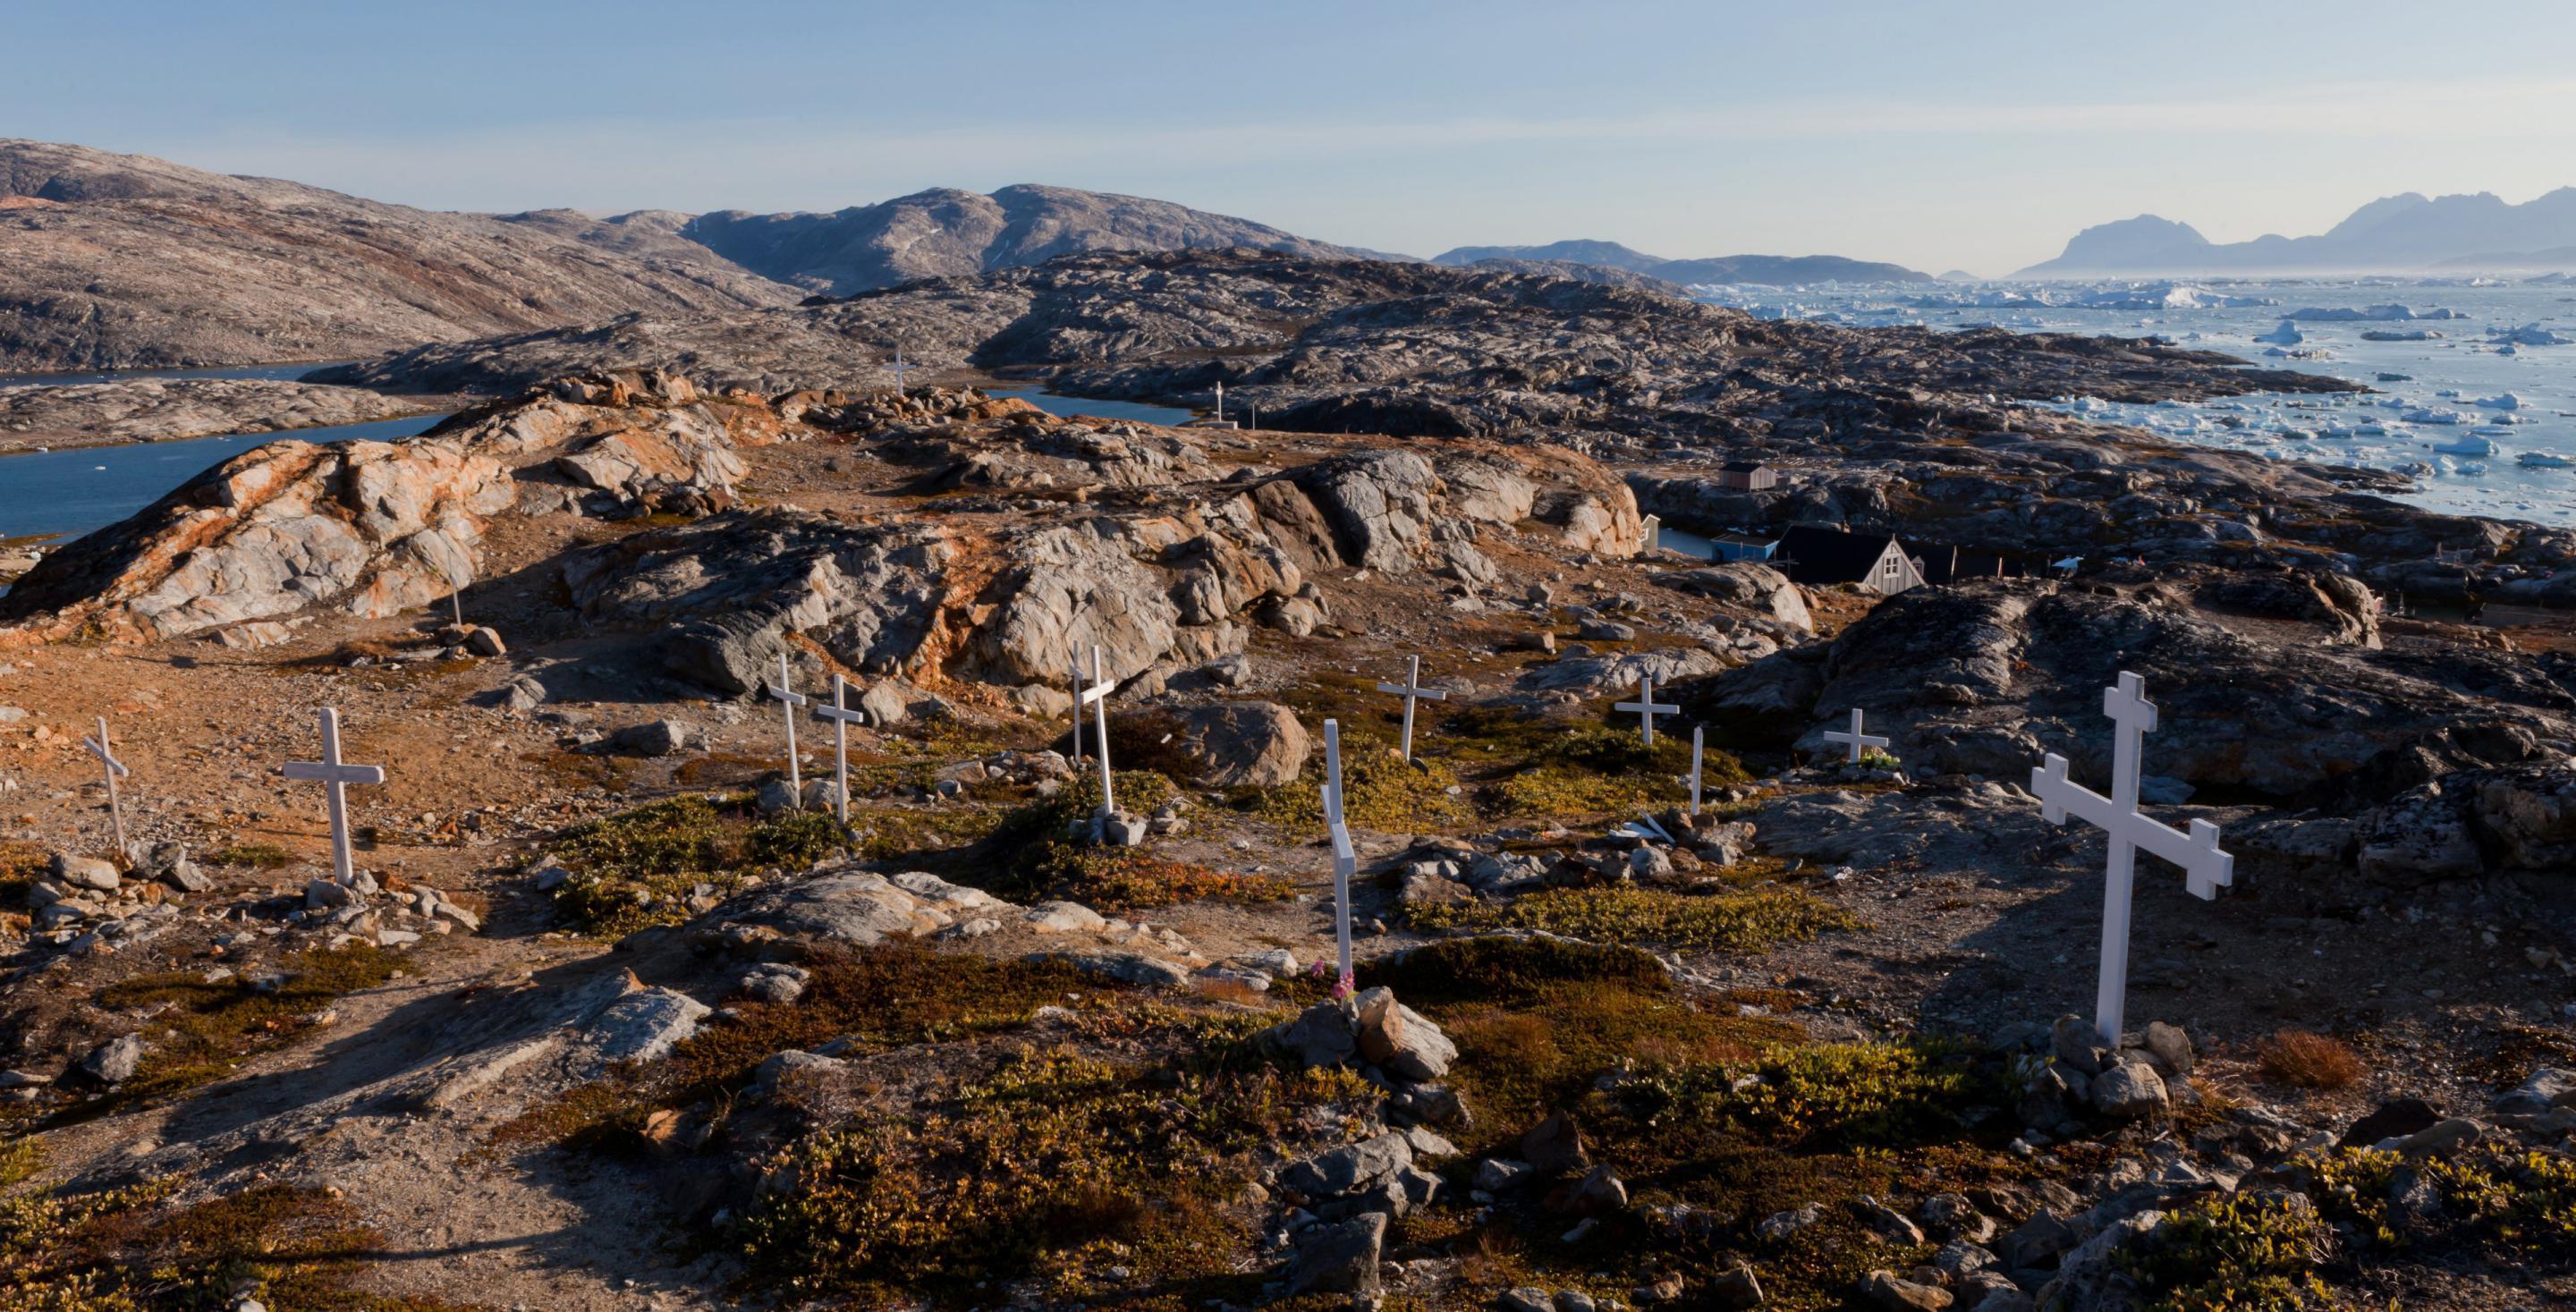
top-left (1693, 579), bottom-right (2576, 808)
top-left (0, 378), bottom-right (441, 453)
top-left (564, 419), bottom-right (1641, 698)
top-left (0, 369), bottom-right (761, 643)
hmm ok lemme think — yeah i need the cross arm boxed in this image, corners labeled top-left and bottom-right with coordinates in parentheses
top-left (2029, 753), bottom-right (2117, 829)
top-left (284, 762), bottom-right (386, 785)
top-left (2129, 813), bottom-right (2235, 899)
top-left (813, 703), bottom-right (865, 725)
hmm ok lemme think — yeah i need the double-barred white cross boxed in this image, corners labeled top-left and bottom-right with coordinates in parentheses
top-left (82, 716), bottom-right (131, 853)
top-left (1823, 707), bottom-right (1889, 764)
top-left (2031, 672), bottom-right (2234, 1047)
top-left (1320, 717), bottom-right (1356, 994)
top-left (1615, 673), bottom-right (1679, 746)
top-left (1375, 655), bottom-right (1447, 762)
top-left (283, 707), bottom-right (385, 885)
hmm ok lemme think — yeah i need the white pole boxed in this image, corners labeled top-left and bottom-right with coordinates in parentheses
top-left (771, 652), bottom-right (805, 808)
top-left (1091, 646), bottom-right (1116, 817)
top-left (1689, 725), bottom-right (1704, 817)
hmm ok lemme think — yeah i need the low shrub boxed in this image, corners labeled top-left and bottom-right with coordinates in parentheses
top-left (547, 793), bottom-right (848, 936)
top-left (83, 945), bottom-right (401, 1110)
top-left (2256, 1029), bottom-right (2363, 1089)
top-left (1615, 1038), bottom-right (1991, 1153)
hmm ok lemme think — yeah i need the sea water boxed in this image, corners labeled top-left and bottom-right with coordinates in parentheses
top-left (1690, 277), bottom-right (2576, 527)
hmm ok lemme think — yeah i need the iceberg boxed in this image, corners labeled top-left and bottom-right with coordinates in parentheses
top-left (2492, 324), bottom-right (2572, 346)
top-left (2518, 451), bottom-right (2572, 468)
top-left (2403, 409), bottom-right (2470, 425)
top-left (2431, 435), bottom-right (2496, 456)
top-left (2471, 393), bottom-right (2526, 410)
top-left (2254, 319), bottom-right (2304, 345)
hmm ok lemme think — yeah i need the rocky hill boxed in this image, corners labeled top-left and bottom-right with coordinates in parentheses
top-left (0, 140), bottom-right (805, 373)
top-left (683, 182), bottom-right (1370, 295)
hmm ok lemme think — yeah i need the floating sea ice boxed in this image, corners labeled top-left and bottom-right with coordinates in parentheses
top-left (2431, 435), bottom-right (2497, 456)
top-left (2255, 318), bottom-right (2305, 345)
top-left (2471, 393), bottom-right (2525, 410)
top-left (2517, 451), bottom-right (2572, 469)
top-left (2493, 324), bottom-right (2572, 346)
top-left (2404, 408), bottom-right (2470, 425)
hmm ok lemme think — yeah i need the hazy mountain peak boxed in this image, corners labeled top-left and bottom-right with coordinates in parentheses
top-left (2022, 188), bottom-right (2576, 276)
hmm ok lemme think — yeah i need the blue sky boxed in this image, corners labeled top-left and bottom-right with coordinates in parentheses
top-left (10, 0), bottom-right (2576, 275)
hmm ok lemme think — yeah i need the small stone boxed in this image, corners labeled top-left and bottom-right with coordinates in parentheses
top-left (1566, 1164), bottom-right (1628, 1214)
top-left (1498, 1289), bottom-right (1553, 1312)
top-left (2141, 1020), bottom-right (2195, 1076)
top-left (81, 1033), bottom-right (145, 1085)
top-left (1709, 1264), bottom-right (1765, 1308)
top-left (1474, 1158), bottom-right (1531, 1191)
top-left (1555, 1292), bottom-right (1597, 1312)
top-left (1757, 1204), bottom-right (1820, 1244)
top-left (2090, 1062), bottom-right (2169, 1119)
top-left (755, 778), bottom-right (800, 816)
top-left (2495, 1068), bottom-right (2576, 1115)
top-left (2051, 1014), bottom-right (2108, 1074)
top-left (465, 627), bottom-right (507, 657)
top-left (1859, 1269), bottom-right (1953, 1311)
top-left (163, 859), bottom-right (212, 893)
top-left (1855, 1196), bottom-right (1925, 1245)
top-left (50, 853), bottom-right (119, 893)
top-left (613, 720), bottom-right (691, 758)
top-left (306, 878), bottom-right (356, 910)
top-left (1284, 1212), bottom-right (1385, 1297)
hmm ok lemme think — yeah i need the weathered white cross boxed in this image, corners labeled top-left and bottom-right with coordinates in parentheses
top-left (1079, 645), bottom-right (1118, 817)
top-left (282, 707), bottom-right (385, 885)
top-left (1215, 378), bottom-right (1225, 425)
top-left (2030, 671), bottom-right (2234, 1047)
top-left (813, 673), bottom-right (865, 825)
top-left (1822, 707), bottom-right (1890, 764)
top-left (1687, 724), bottom-right (1705, 817)
top-left (81, 716), bottom-right (131, 853)
top-left (767, 652), bottom-right (808, 809)
top-left (1321, 717), bottom-right (1356, 995)
top-left (887, 344), bottom-right (914, 394)
top-left (1374, 656), bottom-right (1447, 762)
top-left (1615, 673), bottom-right (1680, 746)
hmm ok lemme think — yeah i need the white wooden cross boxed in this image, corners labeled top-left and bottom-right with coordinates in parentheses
top-left (813, 673), bottom-right (865, 825)
top-left (1375, 656), bottom-right (1447, 762)
top-left (1687, 724), bottom-right (1705, 817)
top-left (1615, 673), bottom-right (1680, 746)
top-left (282, 707), bottom-right (385, 885)
top-left (1822, 707), bottom-right (1890, 764)
top-left (887, 343), bottom-right (914, 394)
top-left (767, 652), bottom-right (808, 809)
top-left (2030, 672), bottom-right (2234, 1047)
top-left (82, 716), bottom-right (131, 854)
top-left (1321, 717), bottom-right (1356, 995)
top-left (1215, 378), bottom-right (1225, 425)
top-left (1079, 645), bottom-right (1117, 817)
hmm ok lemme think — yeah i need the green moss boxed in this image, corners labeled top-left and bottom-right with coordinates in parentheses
top-left (547, 793), bottom-right (851, 936)
top-left (0, 1181), bottom-right (473, 1311)
top-left (203, 843), bottom-right (294, 869)
top-left (1610, 1039), bottom-right (1992, 1154)
top-left (1409, 885), bottom-right (1862, 952)
top-left (977, 771), bottom-right (1178, 902)
top-left (738, 1045), bottom-right (1375, 1304)
top-left (2309, 1145), bottom-right (2576, 1259)
top-left (1479, 724), bottom-right (1743, 822)
top-left (1248, 725), bottom-right (1469, 834)
top-left (2123, 1192), bottom-right (2335, 1311)
top-left (78, 945), bottom-right (401, 1112)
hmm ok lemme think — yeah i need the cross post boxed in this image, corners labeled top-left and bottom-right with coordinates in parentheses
top-left (767, 652), bottom-right (808, 808)
top-left (887, 344), bottom-right (913, 395)
top-left (1688, 724), bottom-right (1704, 817)
top-left (1080, 646), bottom-right (1117, 818)
top-left (1374, 655), bottom-right (1448, 762)
top-left (1822, 707), bottom-right (1890, 764)
top-left (2029, 672), bottom-right (2235, 1046)
top-left (1215, 379), bottom-right (1224, 425)
top-left (82, 716), bottom-right (131, 855)
top-left (1322, 717), bottom-right (1355, 995)
top-left (1614, 674), bottom-right (1680, 746)
top-left (814, 674), bottom-right (865, 825)
top-left (282, 707), bottom-right (385, 885)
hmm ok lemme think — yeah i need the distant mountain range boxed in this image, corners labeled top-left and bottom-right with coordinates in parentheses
top-left (1428, 240), bottom-right (1935, 285)
top-left (0, 140), bottom-right (1377, 372)
top-left (2018, 189), bottom-right (2576, 277)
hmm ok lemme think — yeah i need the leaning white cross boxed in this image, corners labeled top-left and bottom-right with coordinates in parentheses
top-left (767, 652), bottom-right (808, 809)
top-left (282, 707), bottom-right (385, 885)
top-left (1822, 707), bottom-right (1890, 764)
top-left (1321, 717), bottom-right (1356, 995)
top-left (1079, 645), bottom-right (1118, 818)
top-left (1615, 673), bottom-right (1680, 746)
top-left (82, 716), bottom-right (131, 853)
top-left (1687, 724), bottom-right (1706, 817)
top-left (2031, 671), bottom-right (2234, 1048)
top-left (1375, 656), bottom-right (1447, 762)
top-left (813, 674), bottom-right (864, 825)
